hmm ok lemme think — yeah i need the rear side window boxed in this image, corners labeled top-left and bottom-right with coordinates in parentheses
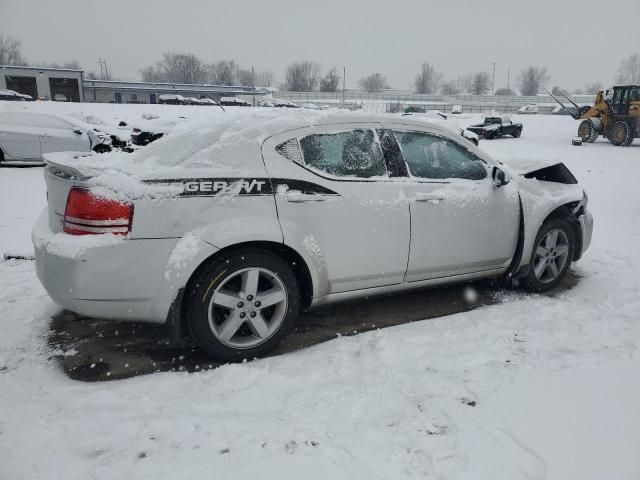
top-left (299, 129), bottom-right (386, 178)
top-left (0, 113), bottom-right (72, 129)
top-left (394, 131), bottom-right (486, 180)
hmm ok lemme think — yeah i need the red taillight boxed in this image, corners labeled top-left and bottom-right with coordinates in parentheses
top-left (63, 187), bottom-right (133, 235)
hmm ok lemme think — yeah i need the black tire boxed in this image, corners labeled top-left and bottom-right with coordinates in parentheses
top-left (185, 248), bottom-right (300, 361)
top-left (608, 120), bottom-right (634, 147)
top-left (0, 148), bottom-right (4, 165)
top-left (578, 119), bottom-right (598, 143)
top-left (93, 144), bottom-right (112, 154)
top-left (522, 217), bottom-right (576, 292)
top-left (512, 128), bottom-right (522, 138)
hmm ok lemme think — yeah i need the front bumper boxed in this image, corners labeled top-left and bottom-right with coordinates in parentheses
top-left (33, 212), bottom-right (178, 323)
top-left (578, 212), bottom-right (594, 257)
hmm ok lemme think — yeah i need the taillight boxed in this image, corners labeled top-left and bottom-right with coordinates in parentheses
top-left (63, 187), bottom-right (133, 235)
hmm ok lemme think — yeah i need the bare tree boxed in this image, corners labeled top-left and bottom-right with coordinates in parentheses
top-left (518, 66), bottom-right (549, 96)
top-left (320, 67), bottom-right (341, 92)
top-left (615, 53), bottom-right (640, 84)
top-left (460, 74), bottom-right (474, 94)
top-left (0, 34), bottom-right (26, 65)
top-left (440, 80), bottom-right (460, 95)
top-left (207, 60), bottom-right (237, 85)
top-left (471, 72), bottom-right (490, 95)
top-left (414, 62), bottom-right (442, 94)
top-left (551, 86), bottom-right (564, 96)
top-left (256, 71), bottom-right (273, 88)
top-left (140, 52), bottom-right (206, 84)
top-left (358, 73), bottom-right (389, 92)
top-left (494, 87), bottom-right (516, 96)
top-left (238, 68), bottom-right (254, 86)
top-left (285, 61), bottom-right (321, 91)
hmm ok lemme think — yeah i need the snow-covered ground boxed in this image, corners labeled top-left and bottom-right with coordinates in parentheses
top-left (1, 105), bottom-right (639, 480)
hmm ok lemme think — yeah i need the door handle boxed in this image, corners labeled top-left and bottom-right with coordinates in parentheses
top-left (415, 192), bottom-right (445, 204)
top-left (284, 190), bottom-right (326, 203)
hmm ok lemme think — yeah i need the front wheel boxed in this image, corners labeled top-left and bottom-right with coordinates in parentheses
top-left (185, 249), bottom-right (300, 361)
top-left (522, 218), bottom-right (575, 292)
top-left (512, 128), bottom-right (522, 138)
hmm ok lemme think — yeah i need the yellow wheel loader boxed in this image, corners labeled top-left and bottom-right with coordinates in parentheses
top-left (547, 86), bottom-right (640, 147)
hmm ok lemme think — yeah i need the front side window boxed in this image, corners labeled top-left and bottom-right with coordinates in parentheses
top-left (299, 129), bottom-right (386, 178)
top-left (394, 131), bottom-right (487, 180)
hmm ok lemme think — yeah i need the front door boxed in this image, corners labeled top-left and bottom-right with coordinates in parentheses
top-left (387, 125), bottom-right (520, 282)
top-left (262, 124), bottom-right (410, 296)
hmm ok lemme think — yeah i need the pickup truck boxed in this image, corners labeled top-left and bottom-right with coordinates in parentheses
top-left (466, 116), bottom-right (523, 139)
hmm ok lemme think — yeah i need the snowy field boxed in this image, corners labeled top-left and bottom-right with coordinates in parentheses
top-left (1, 104), bottom-right (639, 480)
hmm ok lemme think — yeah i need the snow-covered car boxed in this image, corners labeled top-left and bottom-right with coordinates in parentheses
top-left (0, 89), bottom-right (34, 101)
top-left (0, 111), bottom-right (116, 163)
top-left (518, 104), bottom-right (539, 114)
top-left (274, 100), bottom-right (298, 108)
top-left (33, 111), bottom-right (593, 361)
top-left (467, 116), bottom-right (523, 140)
top-left (220, 97), bottom-right (251, 107)
top-left (451, 104), bottom-right (463, 114)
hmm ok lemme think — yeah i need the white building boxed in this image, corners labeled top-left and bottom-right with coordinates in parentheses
top-left (0, 65), bottom-right (84, 101)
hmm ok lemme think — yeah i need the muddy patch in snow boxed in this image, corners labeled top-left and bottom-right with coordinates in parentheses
top-left (47, 273), bottom-right (580, 382)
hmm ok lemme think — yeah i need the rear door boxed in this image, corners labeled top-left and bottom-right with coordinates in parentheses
top-left (0, 112), bottom-right (42, 160)
top-left (386, 124), bottom-right (520, 281)
top-left (262, 123), bottom-right (410, 296)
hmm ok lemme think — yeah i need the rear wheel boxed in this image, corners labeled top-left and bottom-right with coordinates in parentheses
top-left (608, 120), bottom-right (634, 147)
top-left (512, 128), bottom-right (522, 138)
top-left (578, 119), bottom-right (598, 143)
top-left (185, 249), bottom-right (300, 361)
top-left (522, 218), bottom-right (575, 292)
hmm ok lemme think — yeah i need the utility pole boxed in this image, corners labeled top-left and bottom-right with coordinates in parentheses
top-left (251, 65), bottom-right (255, 107)
top-left (491, 62), bottom-right (497, 95)
top-left (342, 66), bottom-right (346, 105)
top-left (507, 68), bottom-right (511, 92)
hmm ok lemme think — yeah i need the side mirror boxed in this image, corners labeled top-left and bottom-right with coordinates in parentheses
top-left (492, 166), bottom-right (511, 187)
top-left (72, 128), bottom-right (83, 135)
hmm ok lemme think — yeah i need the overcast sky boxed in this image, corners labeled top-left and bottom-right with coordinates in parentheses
top-left (1, 0), bottom-right (638, 91)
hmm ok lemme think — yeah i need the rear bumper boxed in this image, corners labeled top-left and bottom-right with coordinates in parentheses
top-left (33, 212), bottom-right (179, 323)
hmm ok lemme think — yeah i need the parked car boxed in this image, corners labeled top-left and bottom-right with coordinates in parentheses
top-left (451, 104), bottom-right (463, 114)
top-left (219, 97), bottom-right (251, 107)
top-left (466, 115), bottom-right (523, 139)
top-left (34, 112), bottom-right (592, 361)
top-left (517, 104), bottom-right (538, 114)
top-left (158, 94), bottom-right (187, 105)
top-left (0, 89), bottom-right (34, 101)
top-left (274, 100), bottom-right (298, 108)
top-left (0, 111), bottom-right (118, 163)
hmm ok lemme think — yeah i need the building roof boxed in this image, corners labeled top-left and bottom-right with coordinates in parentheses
top-left (0, 64), bottom-right (83, 73)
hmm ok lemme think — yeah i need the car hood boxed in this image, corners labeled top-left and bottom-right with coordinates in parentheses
top-left (498, 157), bottom-right (562, 175)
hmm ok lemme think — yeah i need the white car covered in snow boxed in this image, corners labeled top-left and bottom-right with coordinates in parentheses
top-left (33, 111), bottom-right (593, 360)
top-left (0, 111), bottom-right (118, 164)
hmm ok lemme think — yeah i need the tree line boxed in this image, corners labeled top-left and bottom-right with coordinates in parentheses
top-left (2, 34), bottom-right (639, 95)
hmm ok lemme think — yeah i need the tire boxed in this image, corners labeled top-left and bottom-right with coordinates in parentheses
top-left (0, 148), bottom-right (4, 165)
top-left (93, 144), bottom-right (112, 154)
top-left (185, 248), bottom-right (300, 361)
top-left (522, 218), bottom-right (575, 292)
top-left (512, 128), bottom-right (522, 138)
top-left (608, 120), bottom-right (634, 147)
top-left (578, 120), bottom-right (598, 143)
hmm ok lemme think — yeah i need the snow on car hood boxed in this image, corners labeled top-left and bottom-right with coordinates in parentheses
top-left (497, 157), bottom-right (562, 175)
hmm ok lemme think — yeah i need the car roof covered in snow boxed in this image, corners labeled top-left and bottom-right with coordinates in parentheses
top-left (46, 109), bottom-right (464, 180)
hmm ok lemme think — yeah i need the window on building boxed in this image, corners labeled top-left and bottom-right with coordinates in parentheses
top-left (149, 93), bottom-right (157, 104)
top-left (114, 92), bottom-right (122, 104)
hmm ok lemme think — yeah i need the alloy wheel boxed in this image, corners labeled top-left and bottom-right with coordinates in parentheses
top-left (207, 267), bottom-right (288, 349)
top-left (532, 229), bottom-right (570, 284)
